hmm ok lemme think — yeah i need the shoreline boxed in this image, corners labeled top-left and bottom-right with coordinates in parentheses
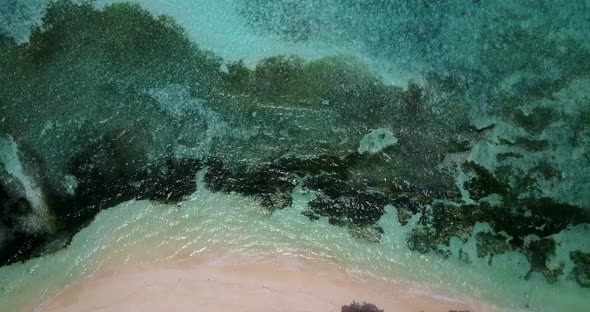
top-left (35, 252), bottom-right (503, 312)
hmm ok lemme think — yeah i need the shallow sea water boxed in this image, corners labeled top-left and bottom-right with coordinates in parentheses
top-left (0, 181), bottom-right (588, 311)
top-left (1, 1), bottom-right (590, 311)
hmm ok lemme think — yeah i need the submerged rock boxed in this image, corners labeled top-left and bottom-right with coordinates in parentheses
top-left (391, 195), bottom-right (423, 225)
top-left (405, 196), bottom-right (589, 266)
top-left (204, 159), bottom-right (296, 210)
top-left (0, 180), bottom-right (42, 264)
top-left (358, 128), bottom-right (398, 155)
top-left (475, 232), bottom-right (511, 259)
top-left (308, 192), bottom-right (389, 227)
top-left (54, 137), bottom-right (202, 230)
top-left (406, 227), bottom-right (439, 254)
top-left (406, 202), bottom-right (477, 254)
top-left (570, 250), bottom-right (590, 288)
top-left (461, 161), bottom-right (509, 200)
top-left (524, 238), bottom-right (563, 283)
top-left (0, 133), bottom-right (56, 265)
top-left (0, 132), bottom-right (201, 265)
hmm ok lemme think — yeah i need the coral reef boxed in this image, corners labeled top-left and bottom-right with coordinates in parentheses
top-left (0, 1), bottom-right (588, 290)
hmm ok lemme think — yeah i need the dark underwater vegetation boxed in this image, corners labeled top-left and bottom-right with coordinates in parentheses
top-left (1, 1), bottom-right (590, 310)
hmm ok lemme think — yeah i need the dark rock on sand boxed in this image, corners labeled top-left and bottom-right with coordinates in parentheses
top-left (341, 301), bottom-right (384, 312)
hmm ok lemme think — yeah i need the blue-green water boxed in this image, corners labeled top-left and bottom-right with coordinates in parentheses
top-left (1, 1), bottom-right (590, 311)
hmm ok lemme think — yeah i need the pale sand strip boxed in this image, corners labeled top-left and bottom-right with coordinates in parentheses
top-left (37, 254), bottom-right (503, 312)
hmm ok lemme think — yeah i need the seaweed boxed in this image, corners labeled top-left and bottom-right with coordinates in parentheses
top-left (445, 138), bottom-right (472, 154)
top-left (204, 153), bottom-right (360, 210)
top-left (227, 53), bottom-right (385, 110)
top-left (254, 55), bottom-right (307, 103)
top-left (223, 60), bottom-right (253, 95)
top-left (401, 81), bottom-right (425, 114)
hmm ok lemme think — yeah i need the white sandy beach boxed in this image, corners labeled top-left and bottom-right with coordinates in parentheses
top-left (37, 253), bottom-right (501, 312)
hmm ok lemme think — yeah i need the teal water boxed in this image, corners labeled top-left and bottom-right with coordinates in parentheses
top-left (1, 1), bottom-right (590, 311)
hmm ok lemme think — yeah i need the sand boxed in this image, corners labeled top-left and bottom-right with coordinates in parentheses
top-left (36, 253), bottom-right (503, 312)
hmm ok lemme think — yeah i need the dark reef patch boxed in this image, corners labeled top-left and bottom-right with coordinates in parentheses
top-left (204, 159), bottom-right (295, 210)
top-left (513, 107), bottom-right (560, 135)
top-left (0, 183), bottom-right (46, 265)
top-left (405, 196), bottom-right (589, 284)
top-left (461, 161), bottom-right (509, 200)
top-left (570, 250), bottom-right (590, 288)
top-left (50, 142), bottom-right (202, 234)
top-left (203, 153), bottom-right (361, 210)
top-left (475, 232), bottom-right (511, 260)
top-left (307, 191), bottom-right (389, 227)
top-left (524, 238), bottom-right (562, 283)
top-left (389, 195), bottom-right (424, 226)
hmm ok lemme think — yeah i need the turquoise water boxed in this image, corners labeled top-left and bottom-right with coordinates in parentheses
top-left (0, 185), bottom-right (588, 311)
top-left (1, 1), bottom-right (590, 311)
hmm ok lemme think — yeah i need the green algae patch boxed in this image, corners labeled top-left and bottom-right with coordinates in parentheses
top-left (304, 56), bottom-right (381, 99)
top-left (444, 138), bottom-right (472, 154)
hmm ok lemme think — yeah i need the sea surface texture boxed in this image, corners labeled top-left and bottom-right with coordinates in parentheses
top-left (1, 1), bottom-right (590, 311)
